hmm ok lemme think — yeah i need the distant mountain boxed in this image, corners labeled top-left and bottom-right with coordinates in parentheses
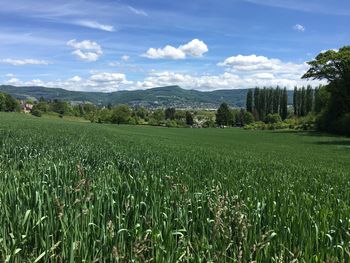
top-left (0, 85), bottom-right (293, 109)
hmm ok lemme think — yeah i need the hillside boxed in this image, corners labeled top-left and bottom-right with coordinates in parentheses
top-left (0, 85), bottom-right (293, 108)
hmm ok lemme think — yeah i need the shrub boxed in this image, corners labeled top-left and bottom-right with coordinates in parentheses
top-left (31, 108), bottom-right (42, 117)
top-left (165, 120), bottom-right (178, 127)
top-left (265, 113), bottom-right (282, 124)
top-left (244, 121), bottom-right (266, 130)
top-left (243, 111), bottom-right (255, 125)
top-left (203, 119), bottom-right (216, 128)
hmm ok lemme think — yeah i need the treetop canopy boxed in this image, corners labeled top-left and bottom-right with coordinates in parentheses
top-left (302, 45), bottom-right (350, 82)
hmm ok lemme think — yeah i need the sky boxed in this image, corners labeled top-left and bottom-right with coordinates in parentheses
top-left (0, 0), bottom-right (349, 92)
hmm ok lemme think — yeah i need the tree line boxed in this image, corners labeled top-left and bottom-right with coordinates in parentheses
top-left (29, 98), bottom-right (204, 127)
top-left (292, 85), bottom-right (330, 117)
top-left (246, 87), bottom-right (288, 121)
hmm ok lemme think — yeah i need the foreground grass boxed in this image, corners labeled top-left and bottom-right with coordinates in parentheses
top-left (0, 113), bottom-right (350, 262)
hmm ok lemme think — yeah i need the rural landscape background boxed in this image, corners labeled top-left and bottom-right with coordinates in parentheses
top-left (1, 0), bottom-right (350, 262)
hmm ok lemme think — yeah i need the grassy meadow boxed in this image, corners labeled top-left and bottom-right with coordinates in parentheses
top-left (0, 113), bottom-right (350, 262)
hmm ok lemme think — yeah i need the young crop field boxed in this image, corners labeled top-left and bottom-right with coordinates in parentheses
top-left (1, 113), bottom-right (350, 262)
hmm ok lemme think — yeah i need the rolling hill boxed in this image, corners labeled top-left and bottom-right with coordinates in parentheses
top-left (0, 85), bottom-right (293, 109)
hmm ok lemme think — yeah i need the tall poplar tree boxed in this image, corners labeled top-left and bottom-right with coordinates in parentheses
top-left (246, 89), bottom-right (253, 113)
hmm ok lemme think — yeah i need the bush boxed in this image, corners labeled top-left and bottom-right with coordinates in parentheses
top-left (128, 117), bottom-right (139, 125)
top-left (244, 117), bottom-right (316, 131)
top-left (243, 111), bottom-right (255, 125)
top-left (165, 120), bottom-right (178, 128)
top-left (296, 115), bottom-right (316, 131)
top-left (148, 118), bottom-right (161, 126)
top-left (31, 108), bottom-right (42, 117)
top-left (244, 121), bottom-right (266, 130)
top-left (203, 119), bottom-right (216, 128)
top-left (265, 114), bottom-right (282, 124)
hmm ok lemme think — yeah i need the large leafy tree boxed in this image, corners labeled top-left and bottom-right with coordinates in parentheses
top-left (111, 104), bottom-right (131, 124)
top-left (302, 46), bottom-right (350, 134)
top-left (302, 46), bottom-right (350, 82)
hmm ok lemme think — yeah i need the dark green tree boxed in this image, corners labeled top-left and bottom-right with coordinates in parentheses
top-left (258, 88), bottom-right (267, 120)
top-left (267, 88), bottom-right (273, 115)
top-left (253, 88), bottom-right (260, 120)
top-left (314, 86), bottom-right (330, 114)
top-left (246, 89), bottom-right (253, 113)
top-left (242, 110), bottom-right (254, 126)
top-left (306, 85), bottom-right (313, 114)
top-left (280, 88), bottom-right (288, 120)
top-left (300, 87), bottom-right (306, 116)
top-left (185, 111), bottom-right (194, 126)
top-left (152, 109), bottom-right (165, 122)
top-left (1, 93), bottom-right (18, 112)
top-left (51, 100), bottom-right (70, 115)
top-left (165, 108), bottom-right (176, 120)
top-left (273, 87), bottom-right (281, 114)
top-left (111, 104), bottom-right (131, 124)
top-left (293, 87), bottom-right (298, 116)
top-left (135, 107), bottom-right (148, 119)
top-left (0, 93), bottom-right (6, 112)
top-left (216, 102), bottom-right (233, 126)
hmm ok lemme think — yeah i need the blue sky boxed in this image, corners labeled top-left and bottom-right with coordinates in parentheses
top-left (0, 0), bottom-right (349, 91)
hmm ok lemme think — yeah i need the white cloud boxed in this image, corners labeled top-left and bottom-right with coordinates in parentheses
top-left (143, 39), bottom-right (208, 60)
top-left (218, 54), bottom-right (277, 71)
top-left (121, 55), bottom-right (130, 62)
top-left (252, 73), bottom-right (275, 79)
top-left (179, 39), bottom-right (208, 57)
top-left (90, 72), bottom-right (131, 84)
top-left (6, 78), bottom-right (21, 85)
top-left (68, 76), bottom-right (82, 82)
top-left (143, 46), bottom-right (186, 60)
top-left (67, 39), bottom-right (103, 62)
top-left (26, 79), bottom-right (45, 86)
top-left (293, 24), bottom-right (305, 32)
top-left (72, 50), bottom-right (100, 62)
top-left (73, 20), bottom-right (115, 32)
top-left (0, 58), bottom-right (49, 66)
top-left (218, 54), bottom-right (308, 78)
top-left (128, 6), bottom-right (148, 16)
top-left (67, 39), bottom-right (102, 52)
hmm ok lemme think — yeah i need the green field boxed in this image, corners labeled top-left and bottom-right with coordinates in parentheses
top-left (1, 113), bottom-right (350, 262)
